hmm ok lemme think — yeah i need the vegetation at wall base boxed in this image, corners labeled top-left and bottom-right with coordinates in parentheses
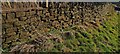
top-left (2, 2), bottom-right (119, 52)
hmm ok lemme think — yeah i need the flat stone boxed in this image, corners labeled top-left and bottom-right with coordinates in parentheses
top-left (37, 11), bottom-right (42, 16)
top-left (49, 16), bottom-right (56, 20)
top-left (2, 24), bottom-right (13, 28)
top-left (5, 37), bottom-right (15, 43)
top-left (6, 28), bottom-right (15, 33)
top-left (30, 11), bottom-right (36, 15)
top-left (7, 13), bottom-right (15, 19)
top-left (13, 18), bottom-right (19, 22)
top-left (25, 12), bottom-right (30, 16)
top-left (19, 17), bottom-right (27, 21)
top-left (16, 12), bottom-right (25, 17)
top-left (52, 21), bottom-right (59, 26)
top-left (2, 14), bottom-right (6, 20)
top-left (20, 31), bottom-right (28, 37)
top-left (46, 13), bottom-right (50, 16)
top-left (5, 18), bottom-right (14, 23)
top-left (2, 20), bottom-right (5, 24)
top-left (7, 32), bottom-right (16, 36)
top-left (13, 21), bottom-right (21, 26)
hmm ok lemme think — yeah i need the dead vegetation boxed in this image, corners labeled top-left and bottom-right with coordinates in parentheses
top-left (2, 2), bottom-right (118, 52)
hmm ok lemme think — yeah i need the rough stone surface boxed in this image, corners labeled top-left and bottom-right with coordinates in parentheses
top-left (16, 12), bottom-right (25, 17)
top-left (2, 2), bottom-right (116, 52)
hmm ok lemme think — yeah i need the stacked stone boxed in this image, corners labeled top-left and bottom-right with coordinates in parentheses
top-left (2, 8), bottom-right (45, 49)
top-left (2, 2), bottom-right (114, 49)
top-left (2, 2), bottom-right (40, 11)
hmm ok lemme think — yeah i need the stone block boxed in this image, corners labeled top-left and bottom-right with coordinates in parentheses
top-left (2, 24), bottom-right (13, 28)
top-left (19, 17), bottom-right (27, 21)
top-left (5, 18), bottom-right (14, 23)
top-left (2, 14), bottom-right (6, 20)
top-left (5, 37), bottom-right (15, 44)
top-left (7, 13), bottom-right (15, 19)
top-left (63, 31), bottom-right (74, 39)
top-left (37, 11), bottom-right (42, 16)
top-left (49, 16), bottom-right (55, 20)
top-left (30, 11), bottom-right (36, 15)
top-left (13, 18), bottom-right (19, 22)
top-left (7, 32), bottom-right (16, 36)
top-left (20, 31), bottom-right (28, 37)
top-left (13, 21), bottom-right (22, 26)
top-left (25, 12), bottom-right (30, 16)
top-left (6, 28), bottom-right (15, 33)
top-left (16, 12), bottom-right (25, 17)
top-left (46, 13), bottom-right (50, 16)
top-left (2, 20), bottom-right (5, 24)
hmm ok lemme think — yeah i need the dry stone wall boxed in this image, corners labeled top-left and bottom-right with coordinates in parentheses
top-left (2, 2), bottom-right (114, 49)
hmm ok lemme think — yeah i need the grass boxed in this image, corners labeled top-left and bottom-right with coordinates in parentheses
top-left (46, 12), bottom-right (119, 52)
top-left (2, 12), bottom-right (119, 52)
top-left (2, 2), bottom-right (119, 52)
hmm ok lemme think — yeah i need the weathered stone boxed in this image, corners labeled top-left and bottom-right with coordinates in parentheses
top-left (63, 31), bottom-right (74, 39)
top-left (16, 12), bottom-right (25, 17)
top-left (13, 21), bottom-right (21, 26)
top-left (30, 17), bottom-right (38, 22)
top-left (63, 17), bottom-right (69, 22)
top-left (7, 32), bottom-right (16, 36)
top-left (5, 37), bottom-right (15, 43)
top-left (58, 15), bottom-right (65, 20)
top-left (19, 17), bottom-right (27, 21)
top-left (46, 13), bottom-right (50, 16)
top-left (3, 44), bottom-right (9, 48)
top-left (25, 19), bottom-right (31, 24)
top-left (13, 18), bottom-right (19, 22)
top-left (2, 3), bottom-right (114, 51)
top-left (2, 24), bottom-right (13, 28)
top-left (37, 11), bottom-right (42, 16)
top-left (2, 14), bottom-right (6, 20)
top-left (52, 21), bottom-right (59, 26)
top-left (49, 16), bottom-right (55, 20)
top-left (5, 18), bottom-right (14, 23)
top-left (52, 21), bottom-right (61, 28)
top-left (62, 23), bottom-right (69, 28)
top-left (30, 11), bottom-right (36, 15)
top-left (7, 13), bottom-right (15, 19)
top-left (20, 31), bottom-right (29, 37)
top-left (6, 28), bottom-right (15, 33)
top-left (2, 20), bottom-right (5, 24)
top-left (42, 9), bottom-right (47, 14)
top-left (25, 12), bottom-right (30, 16)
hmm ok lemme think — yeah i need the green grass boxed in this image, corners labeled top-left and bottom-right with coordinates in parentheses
top-left (2, 7), bottom-right (119, 52)
top-left (3, 12), bottom-right (119, 52)
top-left (47, 12), bottom-right (119, 52)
